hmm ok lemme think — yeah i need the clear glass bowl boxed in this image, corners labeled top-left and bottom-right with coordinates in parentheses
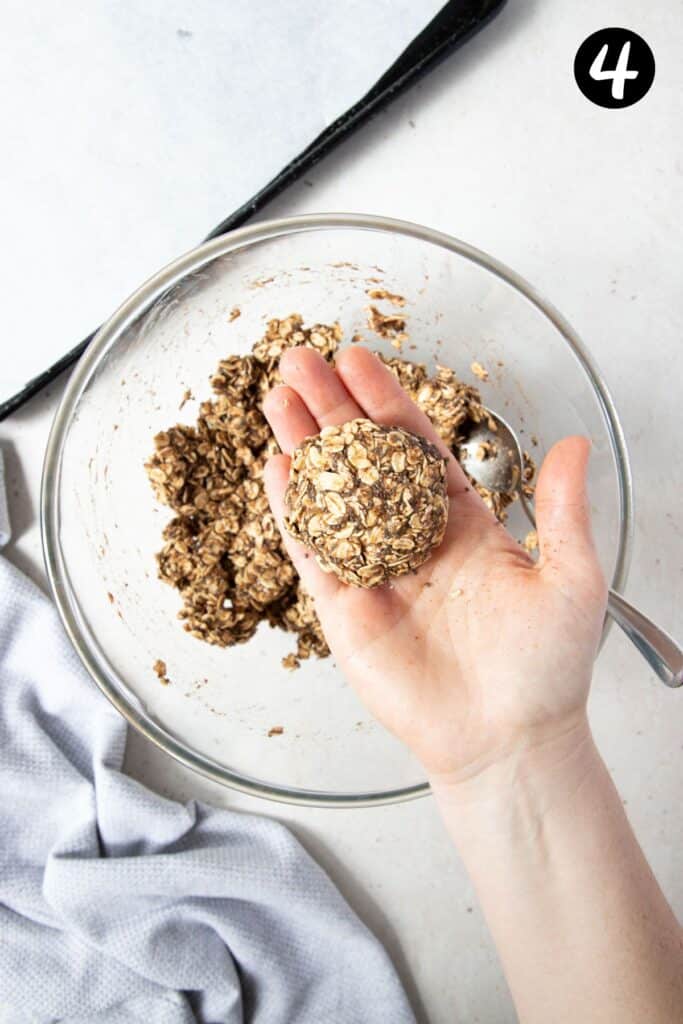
top-left (42, 214), bottom-right (632, 807)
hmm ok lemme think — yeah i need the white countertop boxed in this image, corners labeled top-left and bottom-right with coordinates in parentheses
top-left (2, 3), bottom-right (682, 1021)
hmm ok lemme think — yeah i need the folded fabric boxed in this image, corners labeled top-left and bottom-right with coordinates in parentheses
top-left (0, 491), bottom-right (414, 1021)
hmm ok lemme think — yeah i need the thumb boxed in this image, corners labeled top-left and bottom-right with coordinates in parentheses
top-left (534, 436), bottom-right (599, 577)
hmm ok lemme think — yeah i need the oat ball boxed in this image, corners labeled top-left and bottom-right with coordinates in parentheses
top-left (284, 419), bottom-right (449, 588)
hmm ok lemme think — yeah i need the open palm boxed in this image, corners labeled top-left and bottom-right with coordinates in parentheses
top-left (263, 346), bottom-right (607, 781)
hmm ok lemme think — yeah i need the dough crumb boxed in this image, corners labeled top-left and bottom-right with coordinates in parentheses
top-left (366, 287), bottom-right (406, 308)
top-left (475, 440), bottom-right (498, 461)
top-left (523, 529), bottom-right (539, 553)
top-left (366, 305), bottom-right (407, 350)
top-left (153, 659), bottom-right (170, 685)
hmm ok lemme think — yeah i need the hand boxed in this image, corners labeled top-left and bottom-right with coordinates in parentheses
top-left (263, 346), bottom-right (607, 783)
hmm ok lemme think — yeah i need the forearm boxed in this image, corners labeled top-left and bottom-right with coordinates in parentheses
top-left (430, 722), bottom-right (683, 1024)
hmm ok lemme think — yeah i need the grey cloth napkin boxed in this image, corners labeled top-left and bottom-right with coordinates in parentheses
top-left (0, 487), bottom-right (414, 1021)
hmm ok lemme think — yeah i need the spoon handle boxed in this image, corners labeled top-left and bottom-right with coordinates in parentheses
top-left (606, 590), bottom-right (683, 688)
top-left (517, 496), bottom-right (682, 688)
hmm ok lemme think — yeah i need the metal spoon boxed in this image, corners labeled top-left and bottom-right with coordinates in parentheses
top-left (459, 410), bottom-right (683, 689)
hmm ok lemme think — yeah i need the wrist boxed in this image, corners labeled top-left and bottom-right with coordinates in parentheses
top-left (427, 716), bottom-right (602, 855)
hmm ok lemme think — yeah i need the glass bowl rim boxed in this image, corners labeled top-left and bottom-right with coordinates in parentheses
top-left (41, 212), bottom-right (634, 808)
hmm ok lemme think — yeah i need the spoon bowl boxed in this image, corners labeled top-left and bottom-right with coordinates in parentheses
top-left (458, 412), bottom-right (524, 495)
top-left (459, 411), bottom-right (536, 527)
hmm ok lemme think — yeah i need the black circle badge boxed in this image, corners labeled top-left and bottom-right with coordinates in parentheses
top-left (574, 28), bottom-right (655, 108)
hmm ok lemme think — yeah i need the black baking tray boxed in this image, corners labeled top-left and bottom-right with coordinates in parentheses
top-left (0, 0), bottom-right (506, 420)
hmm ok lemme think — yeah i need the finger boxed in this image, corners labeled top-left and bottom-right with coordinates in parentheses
top-left (535, 436), bottom-right (603, 579)
top-left (336, 346), bottom-right (483, 505)
top-left (263, 385), bottom-right (318, 455)
top-left (279, 347), bottom-right (364, 428)
top-left (263, 454), bottom-right (340, 604)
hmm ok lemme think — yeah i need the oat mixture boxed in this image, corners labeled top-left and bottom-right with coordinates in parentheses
top-left (470, 360), bottom-right (489, 382)
top-left (284, 419), bottom-right (448, 588)
top-left (366, 306), bottom-right (407, 350)
top-left (146, 314), bottom-right (535, 667)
